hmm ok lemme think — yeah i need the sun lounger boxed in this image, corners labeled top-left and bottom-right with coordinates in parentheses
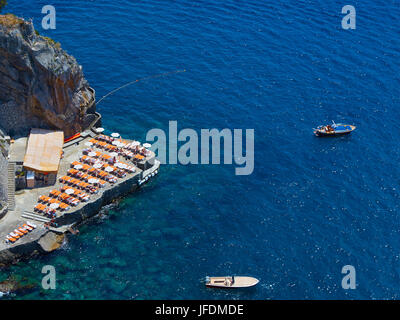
top-left (98, 171), bottom-right (107, 178)
top-left (18, 227), bottom-right (28, 234)
top-left (74, 171), bottom-right (83, 179)
top-left (37, 204), bottom-right (46, 212)
top-left (6, 235), bottom-right (18, 243)
top-left (83, 183), bottom-right (98, 194)
top-left (6, 235), bottom-right (17, 243)
top-left (73, 189), bottom-right (90, 201)
top-left (34, 203), bottom-right (44, 213)
top-left (118, 170), bottom-right (127, 178)
top-left (26, 222), bottom-right (37, 229)
top-left (50, 189), bottom-right (61, 198)
top-left (107, 175), bottom-right (117, 183)
top-left (22, 224), bottom-right (33, 231)
top-left (59, 203), bottom-right (70, 211)
top-left (59, 176), bottom-right (72, 184)
top-left (71, 178), bottom-right (81, 186)
top-left (14, 229), bottom-right (24, 237)
top-left (77, 181), bottom-right (87, 190)
top-left (83, 157), bottom-right (96, 165)
top-left (60, 193), bottom-right (79, 206)
top-left (71, 161), bottom-right (81, 167)
top-left (59, 193), bottom-right (68, 200)
top-left (9, 232), bottom-right (20, 239)
top-left (134, 154), bottom-right (145, 160)
top-left (80, 194), bottom-right (90, 201)
top-left (119, 162), bottom-right (136, 173)
top-left (67, 168), bottom-right (79, 177)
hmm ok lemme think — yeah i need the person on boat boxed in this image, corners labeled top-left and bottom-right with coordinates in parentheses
top-left (326, 125), bottom-right (333, 133)
top-left (231, 276), bottom-right (235, 285)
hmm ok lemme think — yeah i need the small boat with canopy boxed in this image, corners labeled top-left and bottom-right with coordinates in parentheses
top-left (313, 121), bottom-right (356, 137)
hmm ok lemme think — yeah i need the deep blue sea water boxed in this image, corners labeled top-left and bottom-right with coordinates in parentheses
top-left (1, 0), bottom-right (400, 299)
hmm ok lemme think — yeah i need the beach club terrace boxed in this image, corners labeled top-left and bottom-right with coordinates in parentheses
top-left (0, 127), bottom-right (159, 249)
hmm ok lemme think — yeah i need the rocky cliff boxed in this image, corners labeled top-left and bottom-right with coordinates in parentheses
top-left (0, 128), bottom-right (8, 202)
top-left (0, 14), bottom-right (96, 138)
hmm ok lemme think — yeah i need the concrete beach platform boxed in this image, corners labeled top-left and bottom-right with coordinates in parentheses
top-left (0, 132), bottom-right (160, 266)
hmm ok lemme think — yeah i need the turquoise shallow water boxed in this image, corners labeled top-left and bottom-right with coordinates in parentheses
top-left (1, 0), bottom-right (400, 299)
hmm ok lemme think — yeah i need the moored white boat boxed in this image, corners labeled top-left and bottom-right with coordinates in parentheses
top-left (205, 276), bottom-right (259, 288)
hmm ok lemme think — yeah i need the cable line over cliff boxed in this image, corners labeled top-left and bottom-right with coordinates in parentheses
top-left (96, 69), bottom-right (186, 105)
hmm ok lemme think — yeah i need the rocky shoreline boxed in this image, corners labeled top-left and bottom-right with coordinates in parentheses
top-left (0, 14), bottom-right (160, 267)
top-left (0, 159), bottom-right (160, 267)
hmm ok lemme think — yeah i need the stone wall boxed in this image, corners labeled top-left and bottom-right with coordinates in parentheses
top-left (0, 201), bottom-right (8, 220)
top-left (0, 143), bottom-right (7, 202)
top-left (0, 160), bottom-right (159, 266)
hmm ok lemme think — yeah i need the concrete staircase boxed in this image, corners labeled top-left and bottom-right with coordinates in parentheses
top-left (7, 162), bottom-right (15, 210)
top-left (21, 211), bottom-right (50, 223)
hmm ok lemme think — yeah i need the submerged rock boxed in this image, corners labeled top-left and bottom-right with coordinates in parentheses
top-left (0, 14), bottom-right (96, 137)
top-left (0, 276), bottom-right (36, 296)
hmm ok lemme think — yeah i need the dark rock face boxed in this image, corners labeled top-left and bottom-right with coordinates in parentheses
top-left (0, 14), bottom-right (96, 137)
top-left (0, 151), bottom-right (6, 202)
